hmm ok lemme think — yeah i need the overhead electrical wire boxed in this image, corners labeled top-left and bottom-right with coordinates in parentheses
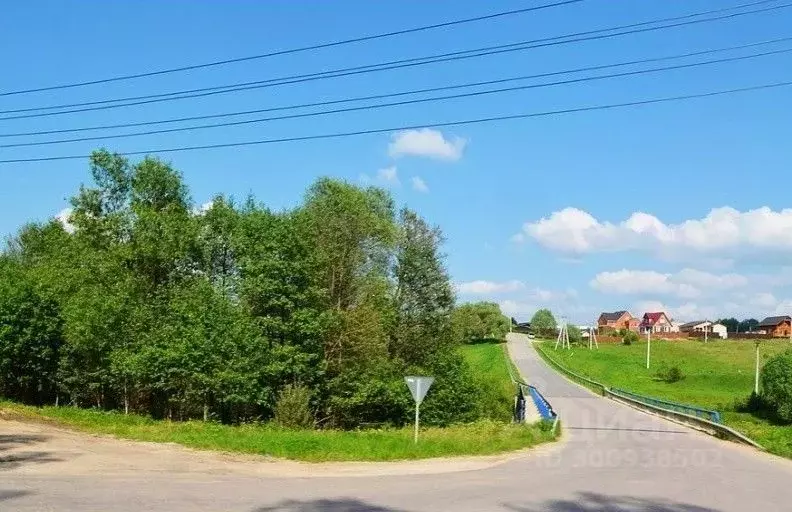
top-left (1, 80), bottom-right (789, 164)
top-left (1, 0), bottom-right (788, 120)
top-left (2, 36), bottom-right (790, 138)
top-left (0, 0), bottom-right (585, 97)
top-left (3, 45), bottom-right (790, 149)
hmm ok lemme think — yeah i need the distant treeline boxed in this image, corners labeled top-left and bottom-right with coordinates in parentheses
top-left (0, 150), bottom-right (498, 428)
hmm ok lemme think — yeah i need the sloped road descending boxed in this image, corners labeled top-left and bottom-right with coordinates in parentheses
top-left (2, 334), bottom-right (792, 511)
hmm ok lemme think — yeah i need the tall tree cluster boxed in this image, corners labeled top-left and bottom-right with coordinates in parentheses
top-left (0, 150), bottom-right (481, 427)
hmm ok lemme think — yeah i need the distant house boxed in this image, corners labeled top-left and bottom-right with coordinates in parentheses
top-left (597, 311), bottom-right (639, 332)
top-left (640, 312), bottom-right (673, 334)
top-left (758, 316), bottom-right (792, 337)
top-left (670, 321), bottom-right (683, 333)
top-left (712, 323), bottom-right (728, 339)
top-left (678, 320), bottom-right (712, 333)
top-left (678, 320), bottom-right (729, 339)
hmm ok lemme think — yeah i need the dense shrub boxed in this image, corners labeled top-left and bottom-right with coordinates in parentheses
top-left (761, 349), bottom-right (792, 423)
top-left (622, 331), bottom-right (639, 346)
top-left (655, 365), bottom-right (685, 383)
top-left (274, 385), bottom-right (315, 429)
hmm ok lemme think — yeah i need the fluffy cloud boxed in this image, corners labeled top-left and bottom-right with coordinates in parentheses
top-left (516, 206), bottom-right (792, 257)
top-left (590, 268), bottom-right (747, 299)
top-left (457, 280), bottom-right (525, 295)
top-left (411, 176), bottom-right (429, 193)
top-left (360, 167), bottom-right (400, 187)
top-left (55, 208), bottom-right (75, 233)
top-left (377, 166), bottom-right (400, 186)
top-left (388, 128), bottom-right (467, 161)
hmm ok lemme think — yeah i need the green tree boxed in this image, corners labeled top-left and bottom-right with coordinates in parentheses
top-left (530, 309), bottom-right (557, 337)
top-left (716, 318), bottom-right (739, 333)
top-left (0, 257), bottom-right (63, 405)
top-left (391, 208), bottom-right (455, 366)
top-left (739, 318), bottom-right (760, 333)
top-left (452, 302), bottom-right (509, 342)
top-left (761, 349), bottom-right (792, 423)
top-left (567, 324), bottom-right (582, 345)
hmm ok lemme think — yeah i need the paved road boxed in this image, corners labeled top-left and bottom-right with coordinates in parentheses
top-left (3, 334), bottom-right (792, 511)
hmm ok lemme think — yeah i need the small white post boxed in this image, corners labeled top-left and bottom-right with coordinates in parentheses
top-left (414, 380), bottom-right (421, 443)
top-left (646, 329), bottom-right (652, 369)
top-left (755, 341), bottom-right (761, 395)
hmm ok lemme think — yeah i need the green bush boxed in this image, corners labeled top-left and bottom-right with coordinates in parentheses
top-left (655, 365), bottom-right (685, 383)
top-left (274, 384), bottom-right (315, 429)
top-left (622, 331), bottom-right (639, 346)
top-left (761, 349), bottom-right (792, 423)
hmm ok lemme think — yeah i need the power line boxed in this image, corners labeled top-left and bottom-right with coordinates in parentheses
top-left (0, 0), bottom-right (584, 98)
top-left (3, 36), bottom-right (789, 138)
top-left (2, 80), bottom-right (789, 164)
top-left (4, 46), bottom-right (790, 149)
top-left (2, 0), bottom-right (788, 120)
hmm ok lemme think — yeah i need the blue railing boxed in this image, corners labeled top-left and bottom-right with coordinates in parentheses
top-left (610, 387), bottom-right (722, 424)
top-left (523, 384), bottom-right (557, 421)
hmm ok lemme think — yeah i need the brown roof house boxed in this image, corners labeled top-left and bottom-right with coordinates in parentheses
top-left (758, 316), bottom-right (792, 337)
top-left (639, 312), bottom-right (673, 333)
top-left (597, 311), bottom-right (640, 333)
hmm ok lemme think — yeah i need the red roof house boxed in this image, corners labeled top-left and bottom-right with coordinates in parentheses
top-left (639, 312), bottom-right (673, 333)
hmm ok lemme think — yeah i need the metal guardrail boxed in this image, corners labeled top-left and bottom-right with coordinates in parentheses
top-left (534, 342), bottom-right (763, 450)
top-left (610, 387), bottom-right (722, 423)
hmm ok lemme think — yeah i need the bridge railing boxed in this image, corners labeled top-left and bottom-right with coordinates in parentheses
top-left (609, 387), bottom-right (721, 424)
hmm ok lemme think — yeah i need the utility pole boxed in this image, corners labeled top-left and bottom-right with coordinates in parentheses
top-left (755, 340), bottom-right (761, 395)
top-left (704, 320), bottom-right (708, 343)
top-left (646, 328), bottom-right (652, 369)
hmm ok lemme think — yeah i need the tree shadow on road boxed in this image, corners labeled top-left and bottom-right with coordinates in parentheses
top-left (253, 498), bottom-right (406, 512)
top-left (504, 492), bottom-right (721, 511)
top-left (0, 433), bottom-right (62, 470)
top-left (0, 490), bottom-right (31, 502)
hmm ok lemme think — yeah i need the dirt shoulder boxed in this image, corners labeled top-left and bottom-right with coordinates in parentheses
top-left (0, 419), bottom-right (562, 478)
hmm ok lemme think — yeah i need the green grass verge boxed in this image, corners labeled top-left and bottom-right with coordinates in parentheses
top-left (0, 401), bottom-right (555, 462)
top-left (0, 340), bottom-right (558, 462)
top-left (460, 340), bottom-right (517, 422)
top-left (534, 339), bottom-right (792, 458)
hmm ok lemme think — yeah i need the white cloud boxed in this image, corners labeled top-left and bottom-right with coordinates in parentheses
top-left (457, 280), bottom-right (525, 295)
top-left (499, 299), bottom-right (536, 319)
top-left (516, 206), bottom-right (792, 258)
top-left (590, 268), bottom-right (747, 299)
top-left (411, 176), bottom-right (429, 193)
top-left (55, 208), bottom-right (75, 233)
top-left (192, 201), bottom-right (215, 216)
top-left (377, 166), bottom-right (400, 186)
top-left (388, 128), bottom-right (467, 161)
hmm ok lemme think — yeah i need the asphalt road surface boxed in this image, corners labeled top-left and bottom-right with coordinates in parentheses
top-left (2, 333), bottom-right (791, 511)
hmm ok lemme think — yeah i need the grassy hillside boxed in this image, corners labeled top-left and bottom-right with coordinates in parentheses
top-left (460, 340), bottom-right (517, 422)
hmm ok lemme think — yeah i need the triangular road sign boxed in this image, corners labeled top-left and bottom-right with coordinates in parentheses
top-left (404, 376), bottom-right (434, 405)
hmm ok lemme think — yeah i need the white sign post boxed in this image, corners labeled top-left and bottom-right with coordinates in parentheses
top-left (405, 376), bottom-right (434, 443)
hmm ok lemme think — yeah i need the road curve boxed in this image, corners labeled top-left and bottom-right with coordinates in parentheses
top-left (2, 334), bottom-right (792, 511)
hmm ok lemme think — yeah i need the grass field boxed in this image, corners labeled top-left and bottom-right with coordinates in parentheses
top-left (0, 340), bottom-right (554, 462)
top-left (460, 340), bottom-right (518, 422)
top-left (535, 339), bottom-right (792, 458)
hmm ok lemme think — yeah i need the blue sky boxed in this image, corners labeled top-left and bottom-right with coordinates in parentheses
top-left (2, 1), bottom-right (791, 324)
